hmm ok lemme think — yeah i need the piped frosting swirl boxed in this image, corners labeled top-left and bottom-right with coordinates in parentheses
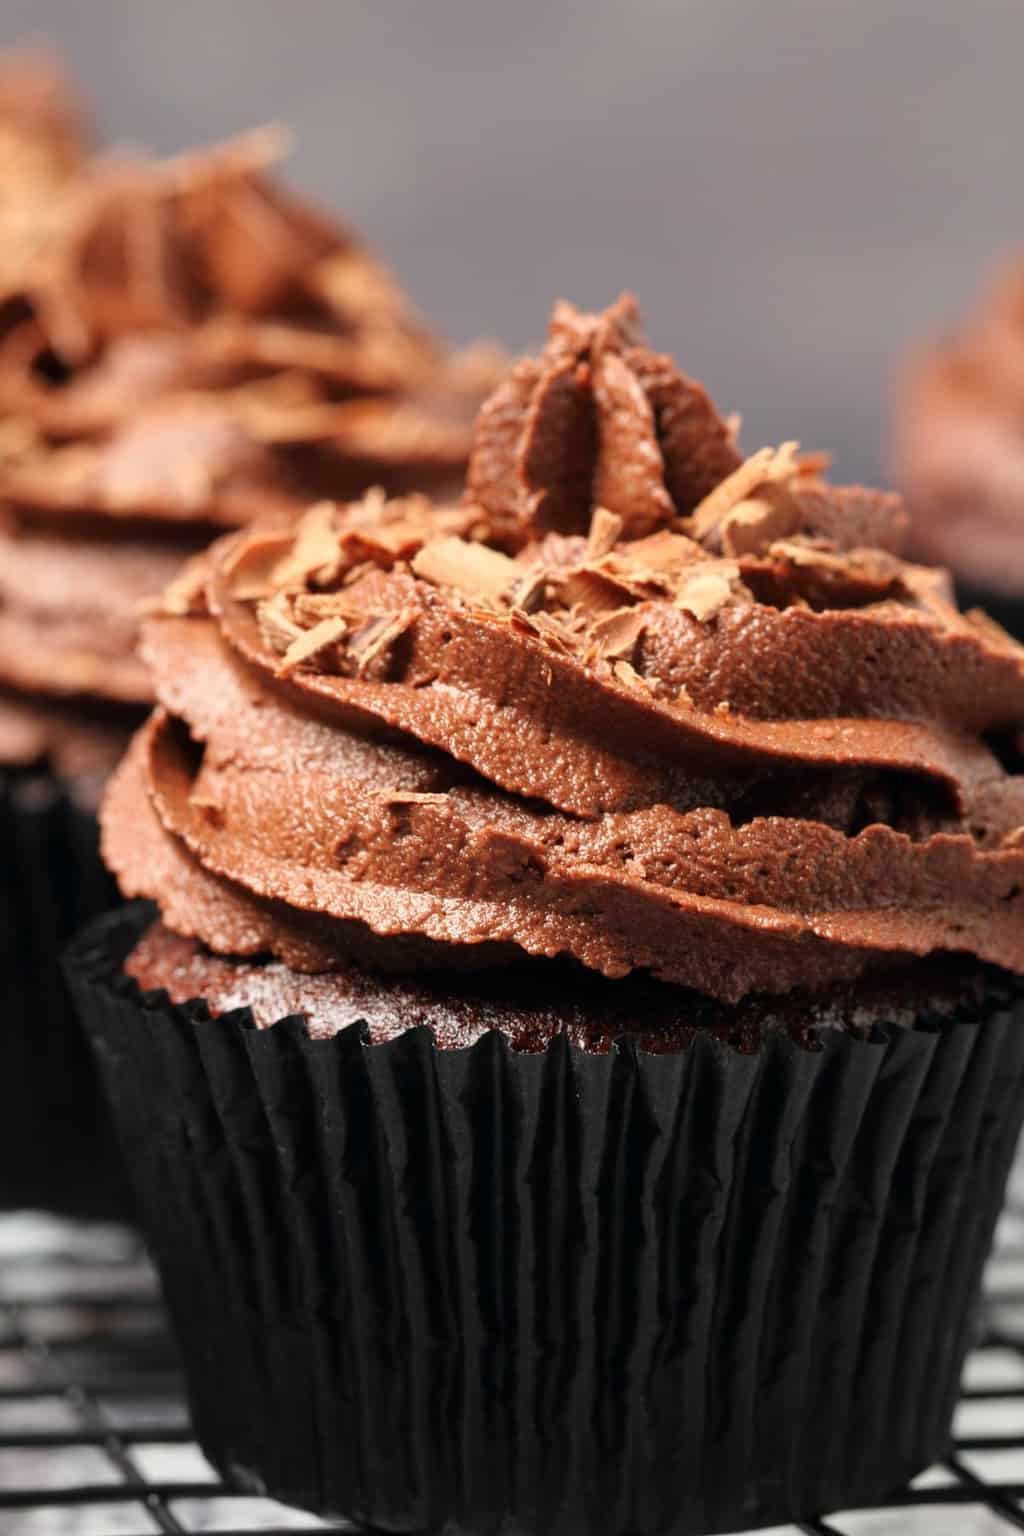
top-left (103, 297), bottom-right (1024, 1004)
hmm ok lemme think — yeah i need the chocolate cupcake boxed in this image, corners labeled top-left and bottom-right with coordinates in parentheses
top-left (896, 258), bottom-right (1024, 637)
top-left (68, 296), bottom-right (1024, 1533)
top-left (0, 77), bottom-right (503, 1215)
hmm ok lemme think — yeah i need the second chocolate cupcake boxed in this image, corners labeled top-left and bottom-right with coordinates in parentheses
top-left (69, 296), bottom-right (1024, 1534)
top-left (0, 72), bottom-right (503, 1215)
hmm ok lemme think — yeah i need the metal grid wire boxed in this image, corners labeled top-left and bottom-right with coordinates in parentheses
top-left (5, 1164), bottom-right (1024, 1536)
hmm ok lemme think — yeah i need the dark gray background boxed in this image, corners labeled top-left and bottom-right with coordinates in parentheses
top-left (1, 0), bottom-right (1020, 484)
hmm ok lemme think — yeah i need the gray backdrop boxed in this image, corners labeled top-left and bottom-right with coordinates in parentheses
top-left (2, 0), bottom-right (1020, 484)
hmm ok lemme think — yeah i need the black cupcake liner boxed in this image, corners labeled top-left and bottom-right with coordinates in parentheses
top-left (1, 769), bottom-right (130, 1218)
top-left (67, 902), bottom-right (1024, 1536)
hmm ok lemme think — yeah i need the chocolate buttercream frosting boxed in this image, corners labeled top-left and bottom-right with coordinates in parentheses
top-left (897, 259), bottom-right (1024, 596)
top-left (101, 296), bottom-right (1024, 1006)
top-left (0, 99), bottom-right (504, 763)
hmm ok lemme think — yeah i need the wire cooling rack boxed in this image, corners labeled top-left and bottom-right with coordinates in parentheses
top-left (5, 1161), bottom-right (1024, 1536)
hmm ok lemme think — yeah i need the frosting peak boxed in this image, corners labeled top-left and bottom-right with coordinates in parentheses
top-left (466, 293), bottom-right (743, 545)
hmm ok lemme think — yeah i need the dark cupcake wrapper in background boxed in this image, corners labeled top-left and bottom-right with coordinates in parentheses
top-left (1, 768), bottom-right (130, 1219)
top-left (67, 902), bottom-right (1024, 1536)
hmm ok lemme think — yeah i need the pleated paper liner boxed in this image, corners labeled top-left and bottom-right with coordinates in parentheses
top-left (67, 902), bottom-right (1024, 1536)
top-left (0, 770), bottom-right (130, 1218)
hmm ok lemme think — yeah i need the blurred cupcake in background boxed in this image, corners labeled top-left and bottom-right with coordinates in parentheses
top-left (895, 258), bottom-right (1024, 636)
top-left (0, 56), bottom-right (503, 1217)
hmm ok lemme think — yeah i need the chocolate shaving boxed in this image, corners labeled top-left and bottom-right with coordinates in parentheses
top-left (611, 658), bottom-right (648, 690)
top-left (322, 492), bottom-right (477, 572)
top-left (508, 608), bottom-right (541, 638)
top-left (271, 501), bottom-right (343, 590)
top-left (614, 528), bottom-right (703, 582)
top-left (411, 535), bottom-right (519, 604)
top-left (590, 607), bottom-right (647, 662)
top-left (291, 592), bottom-right (364, 623)
top-left (720, 494), bottom-right (802, 558)
top-left (557, 564), bottom-right (641, 614)
top-left (509, 567), bottom-right (548, 613)
top-left (674, 561), bottom-right (743, 622)
top-left (223, 528), bottom-right (290, 601)
top-left (586, 506), bottom-right (623, 558)
top-left (688, 442), bottom-right (801, 546)
top-left (530, 610), bottom-right (577, 655)
top-left (347, 609), bottom-right (415, 675)
top-left (257, 591), bottom-right (305, 654)
top-left (276, 614), bottom-right (347, 676)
